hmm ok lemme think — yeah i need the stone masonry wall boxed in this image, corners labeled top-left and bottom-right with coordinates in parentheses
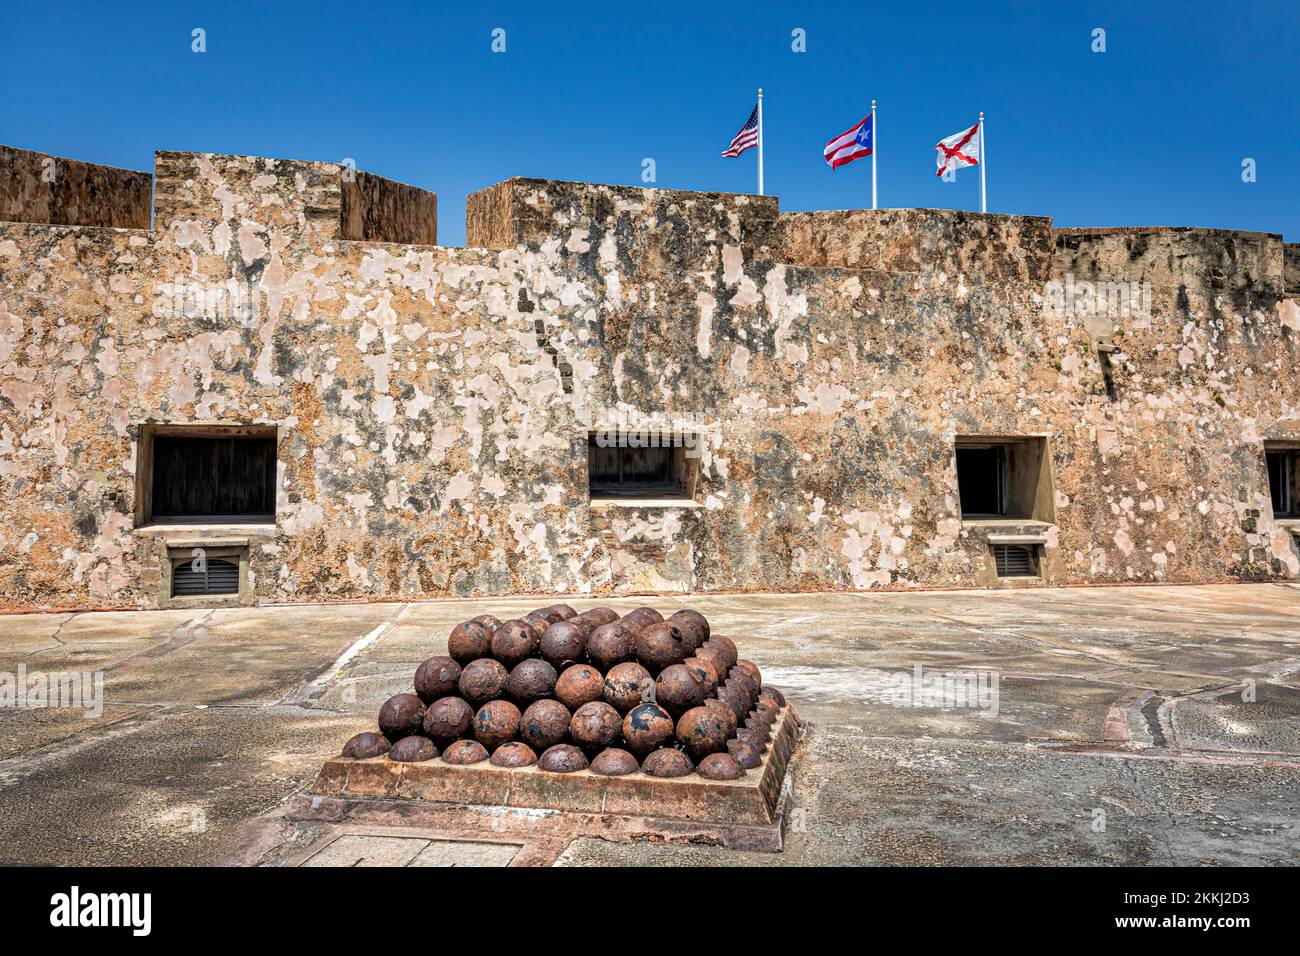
top-left (0, 150), bottom-right (1296, 610)
top-left (341, 171), bottom-right (437, 246)
top-left (1, 145), bottom-right (151, 230)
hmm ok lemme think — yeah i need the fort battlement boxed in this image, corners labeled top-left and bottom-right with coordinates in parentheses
top-left (1, 146), bottom-right (1297, 610)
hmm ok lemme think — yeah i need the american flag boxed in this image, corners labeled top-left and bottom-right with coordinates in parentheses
top-left (721, 105), bottom-right (759, 157)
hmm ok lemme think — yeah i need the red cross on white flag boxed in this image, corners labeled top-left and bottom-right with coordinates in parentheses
top-left (935, 121), bottom-right (981, 177)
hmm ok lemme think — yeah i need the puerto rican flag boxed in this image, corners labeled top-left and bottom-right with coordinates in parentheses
top-left (935, 121), bottom-right (980, 176)
top-left (823, 114), bottom-right (873, 170)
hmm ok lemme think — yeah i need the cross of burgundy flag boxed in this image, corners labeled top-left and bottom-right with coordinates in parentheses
top-left (935, 121), bottom-right (981, 177)
top-left (823, 114), bottom-right (874, 170)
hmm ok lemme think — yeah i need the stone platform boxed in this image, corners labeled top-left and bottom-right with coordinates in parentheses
top-left (286, 705), bottom-right (800, 851)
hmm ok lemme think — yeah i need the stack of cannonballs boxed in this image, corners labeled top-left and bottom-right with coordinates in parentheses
top-left (340, 603), bottom-right (786, 781)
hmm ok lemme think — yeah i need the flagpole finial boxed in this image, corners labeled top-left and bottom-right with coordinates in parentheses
top-left (979, 111), bottom-right (984, 119)
top-left (872, 99), bottom-right (876, 109)
top-left (758, 87), bottom-right (763, 96)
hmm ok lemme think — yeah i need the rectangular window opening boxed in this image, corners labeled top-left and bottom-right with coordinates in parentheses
top-left (587, 430), bottom-right (699, 503)
top-left (955, 436), bottom-right (1051, 521)
top-left (138, 425), bottom-right (277, 525)
top-left (1266, 447), bottom-right (1298, 518)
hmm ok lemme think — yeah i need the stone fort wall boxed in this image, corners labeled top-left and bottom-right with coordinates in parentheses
top-left (1, 146), bottom-right (1296, 609)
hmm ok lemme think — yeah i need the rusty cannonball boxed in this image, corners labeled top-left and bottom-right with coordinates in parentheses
top-left (620, 606), bottom-right (664, 633)
top-left (458, 658), bottom-right (509, 706)
top-left (441, 739), bottom-right (489, 765)
top-left (506, 658), bottom-right (557, 703)
top-left (388, 735), bottom-right (438, 762)
top-left (414, 655), bottom-right (462, 704)
top-left (669, 608), bottom-right (711, 644)
top-left (523, 612), bottom-right (552, 637)
top-left (755, 699), bottom-right (780, 725)
top-left (564, 614), bottom-right (598, 638)
top-left (546, 603), bottom-right (578, 621)
top-left (735, 658), bottom-right (761, 688)
top-left (490, 741), bottom-right (537, 768)
top-left (640, 748), bottom-right (693, 778)
top-left (569, 701), bottom-right (622, 752)
top-left (577, 606), bottom-right (619, 627)
top-left (736, 726), bottom-right (768, 754)
top-left (538, 620), bottom-right (586, 669)
top-left (421, 696), bottom-right (474, 747)
top-left (759, 686), bottom-right (786, 709)
top-left (473, 700), bottom-right (521, 751)
top-left (448, 620), bottom-right (492, 664)
top-left (590, 748), bottom-right (640, 776)
top-left (491, 619), bottom-right (539, 668)
top-left (667, 617), bottom-right (707, 654)
top-left (697, 753), bottom-right (745, 780)
top-left (586, 621), bottom-right (635, 671)
top-left (377, 693), bottom-right (426, 742)
top-left (529, 606), bottom-right (567, 627)
top-left (471, 613), bottom-right (502, 633)
top-left (538, 743), bottom-right (589, 773)
top-left (676, 705), bottom-right (731, 761)
top-left (603, 662), bottom-right (653, 714)
top-left (655, 663), bottom-right (707, 717)
top-left (682, 656), bottom-right (720, 698)
top-left (704, 635), bottom-right (739, 672)
top-left (622, 702), bottom-right (675, 755)
top-left (702, 698), bottom-right (739, 740)
top-left (693, 645), bottom-right (730, 686)
top-left (726, 667), bottom-right (759, 703)
top-left (726, 738), bottom-right (763, 769)
top-left (635, 621), bottom-right (690, 674)
top-left (342, 731), bottom-right (390, 759)
top-left (715, 682), bottom-right (750, 724)
top-left (520, 699), bottom-right (571, 752)
top-left (555, 664), bottom-right (604, 711)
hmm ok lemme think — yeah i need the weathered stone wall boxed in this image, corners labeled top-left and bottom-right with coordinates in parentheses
top-left (1054, 226), bottom-right (1286, 295)
top-left (1286, 243), bottom-right (1300, 293)
top-left (775, 207), bottom-right (1052, 283)
top-left (1, 145), bottom-right (151, 230)
top-left (341, 171), bottom-right (437, 246)
top-left (1, 149), bottom-right (1296, 610)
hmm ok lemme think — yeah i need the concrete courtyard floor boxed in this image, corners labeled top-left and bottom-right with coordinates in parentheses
top-left (1, 582), bottom-right (1298, 866)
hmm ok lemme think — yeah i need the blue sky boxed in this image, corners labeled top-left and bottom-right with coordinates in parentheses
top-left (2, 0), bottom-right (1297, 245)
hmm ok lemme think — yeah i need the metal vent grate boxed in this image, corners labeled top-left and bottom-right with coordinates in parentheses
top-left (992, 544), bottom-right (1034, 578)
top-left (172, 558), bottom-right (240, 596)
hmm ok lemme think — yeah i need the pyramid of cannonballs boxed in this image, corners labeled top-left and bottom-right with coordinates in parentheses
top-left (340, 604), bottom-right (787, 781)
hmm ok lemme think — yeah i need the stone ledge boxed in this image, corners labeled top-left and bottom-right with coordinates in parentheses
top-left (294, 705), bottom-right (800, 830)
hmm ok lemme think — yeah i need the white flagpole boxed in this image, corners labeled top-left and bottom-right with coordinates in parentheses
top-left (978, 111), bottom-right (986, 213)
top-left (871, 99), bottom-right (877, 210)
top-left (757, 88), bottom-right (765, 196)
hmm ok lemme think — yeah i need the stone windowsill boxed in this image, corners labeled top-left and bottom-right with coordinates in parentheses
top-left (962, 517), bottom-right (1054, 545)
top-left (1277, 518), bottom-right (1300, 537)
top-left (133, 522), bottom-right (277, 545)
top-left (589, 497), bottom-right (703, 511)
